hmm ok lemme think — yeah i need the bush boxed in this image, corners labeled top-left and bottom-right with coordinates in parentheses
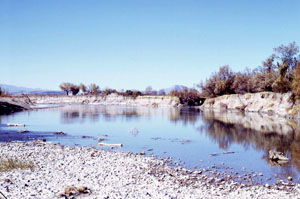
top-left (0, 158), bottom-right (34, 172)
top-left (231, 73), bottom-right (249, 94)
top-left (101, 88), bottom-right (117, 96)
top-left (122, 90), bottom-right (142, 98)
top-left (292, 62), bottom-right (300, 101)
top-left (272, 63), bottom-right (292, 93)
top-left (88, 83), bottom-right (100, 95)
top-left (170, 88), bottom-right (202, 106)
top-left (198, 65), bottom-right (235, 97)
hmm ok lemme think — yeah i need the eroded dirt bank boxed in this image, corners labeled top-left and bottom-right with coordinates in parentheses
top-left (200, 92), bottom-right (300, 119)
top-left (28, 94), bottom-right (181, 107)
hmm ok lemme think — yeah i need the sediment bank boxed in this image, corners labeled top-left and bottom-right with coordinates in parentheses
top-left (200, 92), bottom-right (300, 119)
top-left (28, 94), bottom-right (180, 107)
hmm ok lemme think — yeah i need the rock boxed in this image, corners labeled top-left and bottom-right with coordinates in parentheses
top-left (288, 176), bottom-right (293, 181)
top-left (97, 138), bottom-right (107, 142)
top-left (60, 186), bottom-right (90, 198)
top-left (7, 123), bottom-right (25, 127)
top-left (54, 131), bottom-right (66, 135)
top-left (265, 184), bottom-right (270, 188)
top-left (19, 130), bottom-right (29, 133)
top-left (98, 143), bottom-right (123, 147)
top-left (269, 150), bottom-right (289, 162)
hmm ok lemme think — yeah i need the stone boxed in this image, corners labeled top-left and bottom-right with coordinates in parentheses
top-left (268, 150), bottom-right (289, 162)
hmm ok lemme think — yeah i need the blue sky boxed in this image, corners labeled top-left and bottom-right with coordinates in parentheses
top-left (1, 0), bottom-right (299, 91)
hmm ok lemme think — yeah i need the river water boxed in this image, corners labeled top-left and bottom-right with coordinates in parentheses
top-left (1, 105), bottom-right (300, 184)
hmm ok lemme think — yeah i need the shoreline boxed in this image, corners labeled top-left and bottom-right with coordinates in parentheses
top-left (0, 141), bottom-right (299, 198)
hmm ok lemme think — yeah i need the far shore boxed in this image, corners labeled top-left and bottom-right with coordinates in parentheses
top-left (1, 92), bottom-right (300, 120)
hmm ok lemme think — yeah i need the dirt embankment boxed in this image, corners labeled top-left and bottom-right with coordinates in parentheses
top-left (27, 94), bottom-right (181, 107)
top-left (0, 97), bottom-right (32, 114)
top-left (200, 92), bottom-right (300, 119)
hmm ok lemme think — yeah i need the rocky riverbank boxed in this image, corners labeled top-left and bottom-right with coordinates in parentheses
top-left (200, 92), bottom-right (300, 119)
top-left (0, 141), bottom-right (299, 199)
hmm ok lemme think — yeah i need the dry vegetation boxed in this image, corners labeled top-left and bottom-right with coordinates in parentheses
top-left (0, 158), bottom-right (34, 172)
top-left (198, 42), bottom-right (300, 101)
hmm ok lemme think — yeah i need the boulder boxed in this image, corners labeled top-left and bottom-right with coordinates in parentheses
top-left (268, 150), bottom-right (289, 162)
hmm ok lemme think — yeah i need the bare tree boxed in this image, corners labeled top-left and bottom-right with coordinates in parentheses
top-left (292, 62), bottom-right (300, 101)
top-left (158, 89), bottom-right (166, 95)
top-left (274, 41), bottom-right (299, 71)
top-left (79, 83), bottom-right (87, 94)
top-left (59, 82), bottom-right (80, 95)
top-left (59, 82), bottom-right (73, 95)
top-left (145, 86), bottom-right (153, 95)
top-left (89, 83), bottom-right (100, 95)
top-left (70, 85), bottom-right (80, 95)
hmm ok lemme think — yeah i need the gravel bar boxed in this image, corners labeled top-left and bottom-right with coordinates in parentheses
top-left (0, 141), bottom-right (299, 199)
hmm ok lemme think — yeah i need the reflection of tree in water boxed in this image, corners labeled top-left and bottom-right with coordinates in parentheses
top-left (62, 110), bottom-right (99, 123)
top-left (199, 110), bottom-right (300, 177)
top-left (169, 108), bottom-right (201, 126)
top-left (60, 106), bottom-right (147, 124)
top-left (60, 105), bottom-right (204, 126)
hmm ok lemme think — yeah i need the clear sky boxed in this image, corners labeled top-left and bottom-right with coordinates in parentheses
top-left (1, 0), bottom-right (299, 91)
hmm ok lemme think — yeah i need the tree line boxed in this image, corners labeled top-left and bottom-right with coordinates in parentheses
top-left (198, 42), bottom-right (300, 101)
top-left (59, 82), bottom-right (143, 98)
top-left (58, 82), bottom-right (203, 105)
top-left (58, 42), bottom-right (300, 105)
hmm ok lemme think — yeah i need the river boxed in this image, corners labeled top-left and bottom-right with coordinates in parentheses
top-left (0, 105), bottom-right (299, 184)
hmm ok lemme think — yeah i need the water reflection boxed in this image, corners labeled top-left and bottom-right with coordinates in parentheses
top-left (59, 105), bottom-right (202, 126)
top-left (59, 105), bottom-right (300, 173)
top-left (199, 110), bottom-right (300, 177)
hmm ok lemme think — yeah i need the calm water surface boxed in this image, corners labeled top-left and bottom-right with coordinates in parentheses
top-left (1, 105), bottom-right (300, 183)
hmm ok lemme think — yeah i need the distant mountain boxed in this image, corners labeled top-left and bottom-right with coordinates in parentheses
top-left (0, 84), bottom-right (64, 95)
top-left (160, 85), bottom-right (189, 94)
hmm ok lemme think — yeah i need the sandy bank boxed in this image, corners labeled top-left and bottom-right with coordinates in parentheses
top-left (200, 92), bottom-right (300, 119)
top-left (0, 141), bottom-right (299, 199)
